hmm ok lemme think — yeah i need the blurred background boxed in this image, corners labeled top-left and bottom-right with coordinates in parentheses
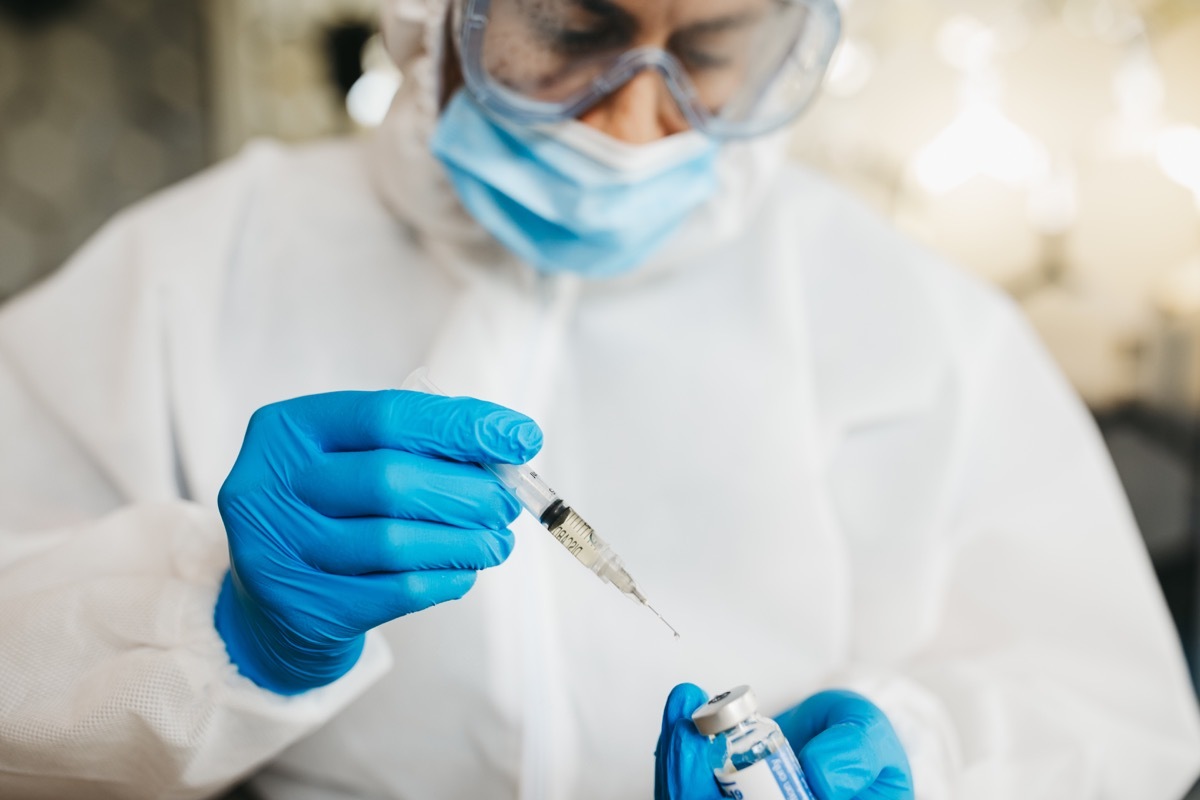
top-left (1, 0), bottom-right (1199, 783)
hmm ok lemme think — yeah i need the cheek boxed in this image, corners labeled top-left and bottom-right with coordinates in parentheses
top-left (690, 67), bottom-right (750, 112)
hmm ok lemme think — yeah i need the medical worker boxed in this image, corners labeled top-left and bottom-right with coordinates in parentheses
top-left (0, 0), bottom-right (1198, 797)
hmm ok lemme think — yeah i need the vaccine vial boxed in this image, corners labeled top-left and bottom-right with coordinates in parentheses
top-left (691, 685), bottom-right (816, 800)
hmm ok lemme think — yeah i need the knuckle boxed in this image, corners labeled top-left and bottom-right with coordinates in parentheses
top-left (363, 390), bottom-right (397, 441)
top-left (380, 388), bottom-right (408, 413)
top-left (382, 519), bottom-right (407, 550)
top-left (481, 528), bottom-right (515, 566)
top-left (246, 402), bottom-right (286, 436)
top-left (216, 483), bottom-right (257, 533)
top-left (397, 571), bottom-right (476, 612)
top-left (394, 572), bottom-right (437, 612)
top-left (367, 451), bottom-right (404, 512)
top-left (216, 480), bottom-right (238, 515)
top-left (448, 571), bottom-right (478, 599)
top-left (395, 571), bottom-right (425, 597)
top-left (379, 389), bottom-right (427, 444)
top-left (493, 485), bottom-right (523, 525)
top-left (469, 472), bottom-right (515, 516)
top-left (379, 520), bottom-right (409, 566)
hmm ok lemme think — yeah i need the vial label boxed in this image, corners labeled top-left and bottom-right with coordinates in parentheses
top-left (715, 749), bottom-right (815, 800)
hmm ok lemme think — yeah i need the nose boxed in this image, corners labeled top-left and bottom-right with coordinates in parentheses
top-left (577, 70), bottom-right (690, 144)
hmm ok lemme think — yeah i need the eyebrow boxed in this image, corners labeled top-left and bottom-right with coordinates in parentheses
top-left (676, 8), bottom-right (766, 37)
top-left (567, 0), bottom-right (639, 29)
top-left (559, 0), bottom-right (763, 39)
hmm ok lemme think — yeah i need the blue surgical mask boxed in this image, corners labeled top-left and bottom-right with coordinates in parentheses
top-left (431, 90), bottom-right (719, 278)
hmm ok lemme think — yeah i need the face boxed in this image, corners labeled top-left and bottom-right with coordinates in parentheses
top-left (483, 0), bottom-right (771, 107)
top-left (458, 0), bottom-right (784, 142)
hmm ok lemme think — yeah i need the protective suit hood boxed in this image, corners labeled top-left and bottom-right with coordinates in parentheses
top-left (369, 0), bottom-right (791, 286)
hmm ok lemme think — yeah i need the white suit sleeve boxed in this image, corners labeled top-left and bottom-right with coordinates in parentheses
top-left (831, 303), bottom-right (1200, 799)
top-left (0, 158), bottom-right (391, 799)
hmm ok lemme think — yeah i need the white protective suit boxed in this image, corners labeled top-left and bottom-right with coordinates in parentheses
top-left (1, 1), bottom-right (1199, 798)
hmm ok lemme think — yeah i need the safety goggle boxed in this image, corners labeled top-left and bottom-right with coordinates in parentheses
top-left (454, 0), bottom-right (842, 140)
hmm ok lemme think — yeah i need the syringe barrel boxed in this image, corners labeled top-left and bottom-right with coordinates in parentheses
top-left (540, 503), bottom-right (630, 587)
top-left (400, 368), bottom-right (676, 635)
top-left (401, 367), bottom-right (441, 396)
top-left (484, 463), bottom-right (557, 518)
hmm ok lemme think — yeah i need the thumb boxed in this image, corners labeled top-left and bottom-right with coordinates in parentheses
top-left (655, 684), bottom-right (723, 800)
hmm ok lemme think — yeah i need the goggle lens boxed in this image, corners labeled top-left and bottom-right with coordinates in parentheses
top-left (460, 0), bottom-right (841, 138)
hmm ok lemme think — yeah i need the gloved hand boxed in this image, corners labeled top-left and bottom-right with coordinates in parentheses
top-left (654, 684), bottom-right (913, 800)
top-left (654, 683), bottom-right (724, 800)
top-left (214, 390), bottom-right (540, 695)
top-left (776, 690), bottom-right (913, 800)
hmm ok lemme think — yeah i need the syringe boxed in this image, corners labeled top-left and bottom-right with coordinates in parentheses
top-left (403, 368), bottom-right (679, 639)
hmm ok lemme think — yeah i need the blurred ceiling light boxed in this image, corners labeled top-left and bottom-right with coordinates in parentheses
top-left (1094, 47), bottom-right (1166, 157)
top-left (912, 104), bottom-right (1050, 194)
top-left (1062, 0), bottom-right (1144, 43)
top-left (957, 68), bottom-right (1004, 107)
top-left (346, 34), bottom-right (403, 128)
top-left (824, 39), bottom-right (875, 98)
top-left (1113, 47), bottom-right (1164, 122)
top-left (1156, 125), bottom-right (1200, 195)
top-left (1154, 258), bottom-right (1200, 319)
top-left (936, 14), bottom-right (998, 72)
top-left (1028, 165), bottom-right (1079, 234)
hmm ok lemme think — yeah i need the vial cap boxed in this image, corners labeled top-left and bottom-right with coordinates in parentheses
top-left (691, 685), bottom-right (759, 736)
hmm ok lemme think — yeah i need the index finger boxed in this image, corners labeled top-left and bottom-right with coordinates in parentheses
top-left (267, 390), bottom-right (543, 464)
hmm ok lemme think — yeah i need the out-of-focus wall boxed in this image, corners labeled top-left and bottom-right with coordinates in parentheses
top-left (787, 4), bottom-right (1200, 690)
top-left (205, 0), bottom-right (378, 159)
top-left (0, 0), bottom-right (208, 299)
top-left (793, 0), bottom-right (1200, 415)
top-left (790, 2), bottom-right (1200, 688)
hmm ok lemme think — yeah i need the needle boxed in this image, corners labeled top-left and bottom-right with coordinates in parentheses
top-left (643, 599), bottom-right (680, 640)
top-left (633, 587), bottom-right (681, 642)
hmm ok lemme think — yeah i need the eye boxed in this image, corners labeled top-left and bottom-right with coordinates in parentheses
top-left (527, 0), bottom-right (637, 58)
top-left (676, 48), bottom-right (735, 71)
top-left (551, 24), bottom-right (629, 55)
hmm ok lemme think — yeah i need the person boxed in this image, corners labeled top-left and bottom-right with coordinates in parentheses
top-left (0, 0), bottom-right (1197, 797)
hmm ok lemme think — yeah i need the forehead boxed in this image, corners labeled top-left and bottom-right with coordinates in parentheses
top-left (521, 0), bottom-right (772, 26)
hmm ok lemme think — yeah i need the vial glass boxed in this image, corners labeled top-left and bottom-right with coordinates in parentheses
top-left (691, 686), bottom-right (816, 800)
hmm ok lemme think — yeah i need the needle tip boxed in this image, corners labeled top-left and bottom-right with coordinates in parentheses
top-left (645, 602), bottom-right (681, 640)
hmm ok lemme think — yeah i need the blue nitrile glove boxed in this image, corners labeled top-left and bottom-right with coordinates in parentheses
top-left (654, 685), bottom-right (913, 800)
top-left (654, 683), bottom-right (724, 800)
top-left (214, 390), bottom-right (539, 695)
top-left (775, 690), bottom-right (914, 800)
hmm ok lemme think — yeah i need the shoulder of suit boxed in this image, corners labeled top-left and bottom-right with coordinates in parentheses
top-left (119, 137), bottom-right (376, 248)
top-left (771, 164), bottom-right (1025, 433)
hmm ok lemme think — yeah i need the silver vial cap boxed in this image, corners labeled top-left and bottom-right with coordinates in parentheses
top-left (691, 685), bottom-right (759, 736)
